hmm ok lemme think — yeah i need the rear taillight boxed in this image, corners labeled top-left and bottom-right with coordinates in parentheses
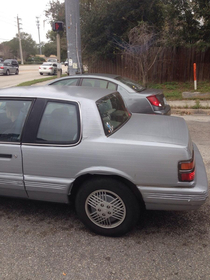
top-left (178, 153), bottom-right (195, 182)
top-left (0, 66), bottom-right (4, 69)
top-left (147, 95), bottom-right (162, 107)
top-left (49, 67), bottom-right (53, 69)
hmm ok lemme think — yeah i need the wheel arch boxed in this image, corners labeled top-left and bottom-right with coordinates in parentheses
top-left (69, 173), bottom-right (145, 209)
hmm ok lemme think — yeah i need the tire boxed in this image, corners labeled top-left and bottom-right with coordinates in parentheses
top-left (75, 177), bottom-right (140, 236)
top-left (15, 69), bottom-right (19, 75)
top-left (40, 73), bottom-right (43, 75)
top-left (6, 69), bottom-right (10, 75)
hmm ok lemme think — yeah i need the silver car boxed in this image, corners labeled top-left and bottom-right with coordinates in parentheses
top-left (48, 74), bottom-right (171, 115)
top-left (0, 59), bottom-right (19, 75)
top-left (0, 86), bottom-right (208, 236)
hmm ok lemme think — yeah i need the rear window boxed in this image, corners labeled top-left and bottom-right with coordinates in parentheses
top-left (96, 92), bottom-right (131, 136)
top-left (42, 63), bottom-right (53, 66)
top-left (114, 76), bottom-right (145, 92)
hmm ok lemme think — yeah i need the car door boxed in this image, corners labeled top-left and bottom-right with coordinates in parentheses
top-left (21, 98), bottom-right (81, 203)
top-left (10, 60), bottom-right (15, 74)
top-left (0, 99), bottom-right (33, 198)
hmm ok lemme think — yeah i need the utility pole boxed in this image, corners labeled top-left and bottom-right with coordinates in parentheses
top-left (17, 16), bottom-right (24, 64)
top-left (65, 0), bottom-right (83, 75)
top-left (36, 17), bottom-right (42, 55)
top-left (52, 21), bottom-right (64, 78)
top-left (57, 32), bottom-right (61, 78)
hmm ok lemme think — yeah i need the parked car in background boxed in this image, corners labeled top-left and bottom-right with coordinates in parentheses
top-left (0, 63), bottom-right (5, 75)
top-left (0, 86), bottom-right (208, 236)
top-left (0, 58), bottom-right (3, 63)
top-left (47, 58), bottom-right (57, 63)
top-left (48, 74), bottom-right (171, 115)
top-left (64, 59), bottom-right (68, 66)
top-left (39, 62), bottom-right (60, 76)
top-left (1, 59), bottom-right (19, 75)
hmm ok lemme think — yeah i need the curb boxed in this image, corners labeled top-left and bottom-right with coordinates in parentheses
top-left (171, 108), bottom-right (210, 115)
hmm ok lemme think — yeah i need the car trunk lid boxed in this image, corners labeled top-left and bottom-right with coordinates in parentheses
top-left (111, 114), bottom-right (193, 151)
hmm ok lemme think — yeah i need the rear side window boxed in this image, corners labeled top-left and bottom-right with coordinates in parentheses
top-left (96, 92), bottom-right (130, 136)
top-left (107, 82), bottom-right (117, 90)
top-left (115, 76), bottom-right (145, 92)
top-left (3, 60), bottom-right (11, 66)
top-left (0, 100), bottom-right (32, 142)
top-left (36, 101), bottom-right (80, 144)
top-left (81, 79), bottom-right (117, 91)
top-left (51, 78), bottom-right (78, 86)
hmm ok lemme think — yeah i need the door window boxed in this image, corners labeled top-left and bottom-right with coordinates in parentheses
top-left (36, 101), bottom-right (80, 144)
top-left (0, 100), bottom-right (32, 142)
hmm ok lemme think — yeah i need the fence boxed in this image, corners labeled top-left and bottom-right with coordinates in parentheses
top-left (86, 47), bottom-right (210, 83)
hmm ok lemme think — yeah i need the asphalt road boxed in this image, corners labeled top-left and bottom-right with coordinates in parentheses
top-left (0, 65), bottom-right (67, 88)
top-left (0, 114), bottom-right (209, 280)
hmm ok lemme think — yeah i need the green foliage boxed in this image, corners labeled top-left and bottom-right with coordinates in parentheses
top-left (25, 56), bottom-right (46, 64)
top-left (42, 42), bottom-right (57, 57)
top-left (192, 100), bottom-right (201, 109)
top-left (2, 33), bottom-right (37, 61)
top-left (17, 74), bottom-right (67, 86)
top-left (80, 0), bottom-right (164, 60)
top-left (43, 0), bottom-right (210, 65)
top-left (44, 0), bottom-right (67, 59)
top-left (148, 81), bottom-right (210, 100)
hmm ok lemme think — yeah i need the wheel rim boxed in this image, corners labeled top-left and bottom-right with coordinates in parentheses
top-left (85, 189), bottom-right (126, 229)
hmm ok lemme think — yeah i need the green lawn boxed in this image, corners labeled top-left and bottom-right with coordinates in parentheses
top-left (17, 74), bottom-right (68, 87)
top-left (148, 81), bottom-right (210, 100)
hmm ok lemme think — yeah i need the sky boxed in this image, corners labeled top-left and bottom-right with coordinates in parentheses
top-left (0, 0), bottom-right (65, 44)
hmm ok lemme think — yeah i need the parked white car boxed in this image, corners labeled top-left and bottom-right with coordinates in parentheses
top-left (39, 62), bottom-right (59, 76)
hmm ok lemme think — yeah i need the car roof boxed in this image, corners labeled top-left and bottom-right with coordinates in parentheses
top-left (4, 59), bottom-right (17, 61)
top-left (0, 86), bottom-right (116, 102)
top-left (51, 73), bottom-right (120, 82)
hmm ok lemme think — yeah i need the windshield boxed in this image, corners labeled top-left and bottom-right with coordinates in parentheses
top-left (96, 92), bottom-right (131, 136)
top-left (115, 76), bottom-right (145, 92)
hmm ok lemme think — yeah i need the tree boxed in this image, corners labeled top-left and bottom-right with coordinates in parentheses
top-left (161, 0), bottom-right (200, 46)
top-left (42, 42), bottom-right (57, 57)
top-left (45, 0), bottom-right (67, 59)
top-left (0, 43), bottom-right (13, 59)
top-left (3, 33), bottom-right (37, 61)
top-left (80, 0), bottom-right (164, 61)
top-left (117, 22), bottom-right (165, 86)
top-left (192, 0), bottom-right (210, 44)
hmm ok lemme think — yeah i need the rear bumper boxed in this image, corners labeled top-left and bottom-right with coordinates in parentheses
top-left (138, 143), bottom-right (208, 211)
top-left (153, 104), bottom-right (171, 115)
top-left (39, 69), bottom-right (54, 74)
